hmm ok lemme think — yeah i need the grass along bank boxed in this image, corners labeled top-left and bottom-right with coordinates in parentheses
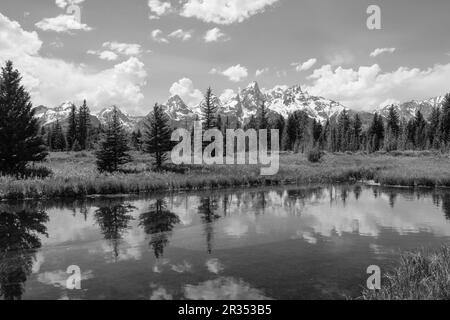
top-left (1, 151), bottom-right (450, 200)
top-left (362, 246), bottom-right (450, 300)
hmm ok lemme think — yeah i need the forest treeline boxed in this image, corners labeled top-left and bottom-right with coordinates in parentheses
top-left (1, 59), bottom-right (450, 176)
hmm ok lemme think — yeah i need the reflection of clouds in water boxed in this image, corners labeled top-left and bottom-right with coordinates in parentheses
top-left (32, 252), bottom-right (45, 273)
top-left (223, 218), bottom-right (249, 238)
top-left (150, 285), bottom-right (173, 300)
top-left (153, 259), bottom-right (169, 273)
top-left (184, 277), bottom-right (272, 300)
top-left (37, 269), bottom-right (93, 288)
top-left (206, 258), bottom-right (224, 274)
top-left (171, 261), bottom-right (192, 273)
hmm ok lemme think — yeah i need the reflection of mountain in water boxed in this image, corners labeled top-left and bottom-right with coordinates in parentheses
top-left (139, 199), bottom-right (180, 259)
top-left (0, 209), bottom-right (48, 300)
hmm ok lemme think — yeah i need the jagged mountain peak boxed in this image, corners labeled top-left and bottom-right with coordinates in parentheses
top-left (376, 96), bottom-right (445, 120)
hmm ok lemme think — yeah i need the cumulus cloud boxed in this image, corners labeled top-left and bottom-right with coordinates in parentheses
top-left (169, 78), bottom-right (203, 107)
top-left (103, 41), bottom-right (143, 56)
top-left (255, 68), bottom-right (269, 77)
top-left (219, 89), bottom-right (236, 102)
top-left (148, 0), bottom-right (172, 19)
top-left (181, 0), bottom-right (279, 24)
top-left (151, 29), bottom-right (169, 43)
top-left (0, 12), bottom-right (148, 114)
top-left (370, 47), bottom-right (396, 57)
top-left (35, 14), bottom-right (92, 33)
top-left (56, 0), bottom-right (85, 9)
top-left (168, 29), bottom-right (192, 41)
top-left (212, 64), bottom-right (248, 82)
top-left (305, 63), bottom-right (450, 111)
top-left (292, 58), bottom-right (317, 72)
top-left (87, 50), bottom-right (118, 61)
top-left (204, 27), bottom-right (229, 42)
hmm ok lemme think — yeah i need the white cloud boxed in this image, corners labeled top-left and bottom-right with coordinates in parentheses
top-left (219, 89), bottom-right (236, 102)
top-left (87, 50), bottom-right (118, 61)
top-left (181, 0), bottom-right (279, 25)
top-left (306, 63), bottom-right (450, 111)
top-left (151, 29), bottom-right (169, 43)
top-left (148, 0), bottom-right (172, 18)
top-left (0, 12), bottom-right (148, 114)
top-left (168, 29), bottom-right (192, 41)
top-left (255, 68), bottom-right (269, 77)
top-left (326, 51), bottom-right (354, 66)
top-left (212, 64), bottom-right (248, 82)
top-left (169, 78), bottom-right (203, 107)
top-left (35, 14), bottom-right (92, 33)
top-left (370, 47), bottom-right (396, 57)
top-left (292, 58), bottom-right (317, 72)
top-left (204, 27), bottom-right (229, 42)
top-left (103, 41), bottom-right (143, 56)
top-left (56, 0), bottom-right (85, 9)
top-left (206, 258), bottom-right (225, 274)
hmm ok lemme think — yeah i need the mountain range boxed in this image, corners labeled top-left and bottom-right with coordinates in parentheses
top-left (33, 81), bottom-right (446, 132)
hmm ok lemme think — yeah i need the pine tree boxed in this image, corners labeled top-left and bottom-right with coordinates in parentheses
top-left (384, 106), bottom-right (400, 151)
top-left (52, 120), bottom-right (66, 151)
top-left (414, 110), bottom-right (427, 150)
top-left (367, 113), bottom-right (384, 152)
top-left (201, 87), bottom-right (217, 131)
top-left (258, 101), bottom-right (269, 130)
top-left (440, 94), bottom-right (450, 147)
top-left (428, 107), bottom-right (441, 149)
top-left (96, 108), bottom-right (131, 173)
top-left (352, 114), bottom-right (362, 151)
top-left (144, 103), bottom-right (172, 170)
top-left (78, 100), bottom-right (91, 150)
top-left (66, 103), bottom-right (78, 150)
top-left (0, 61), bottom-right (47, 174)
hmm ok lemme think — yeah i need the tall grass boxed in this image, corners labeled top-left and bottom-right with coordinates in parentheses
top-left (362, 246), bottom-right (450, 300)
top-left (1, 151), bottom-right (450, 200)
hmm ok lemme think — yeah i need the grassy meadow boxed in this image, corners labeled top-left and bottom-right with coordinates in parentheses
top-left (362, 246), bottom-right (450, 300)
top-left (1, 150), bottom-right (450, 200)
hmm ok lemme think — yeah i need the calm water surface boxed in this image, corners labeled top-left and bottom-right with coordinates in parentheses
top-left (1, 184), bottom-right (450, 300)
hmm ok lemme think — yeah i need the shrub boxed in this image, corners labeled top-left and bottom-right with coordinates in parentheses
top-left (307, 148), bottom-right (323, 163)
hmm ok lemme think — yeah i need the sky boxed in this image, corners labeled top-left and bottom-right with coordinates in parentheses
top-left (1, 0), bottom-right (450, 115)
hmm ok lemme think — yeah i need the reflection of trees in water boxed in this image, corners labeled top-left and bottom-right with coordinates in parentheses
top-left (139, 199), bottom-right (180, 259)
top-left (353, 185), bottom-right (362, 200)
top-left (0, 210), bottom-right (48, 300)
top-left (441, 194), bottom-right (450, 221)
top-left (198, 197), bottom-right (220, 254)
top-left (94, 203), bottom-right (135, 261)
top-left (388, 192), bottom-right (397, 208)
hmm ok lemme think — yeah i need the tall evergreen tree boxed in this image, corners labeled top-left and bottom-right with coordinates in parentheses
top-left (440, 94), bottom-right (450, 146)
top-left (78, 100), bottom-right (91, 150)
top-left (201, 87), bottom-right (217, 131)
top-left (0, 61), bottom-right (47, 174)
top-left (384, 106), bottom-right (400, 151)
top-left (144, 103), bottom-right (172, 170)
top-left (367, 113), bottom-right (384, 152)
top-left (258, 101), bottom-right (269, 130)
top-left (66, 103), bottom-right (78, 150)
top-left (51, 120), bottom-right (66, 151)
top-left (96, 108), bottom-right (131, 173)
top-left (428, 107), bottom-right (441, 149)
top-left (414, 110), bottom-right (427, 150)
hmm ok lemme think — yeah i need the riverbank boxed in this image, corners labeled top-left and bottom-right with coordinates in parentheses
top-left (362, 246), bottom-right (450, 300)
top-left (1, 151), bottom-right (450, 200)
